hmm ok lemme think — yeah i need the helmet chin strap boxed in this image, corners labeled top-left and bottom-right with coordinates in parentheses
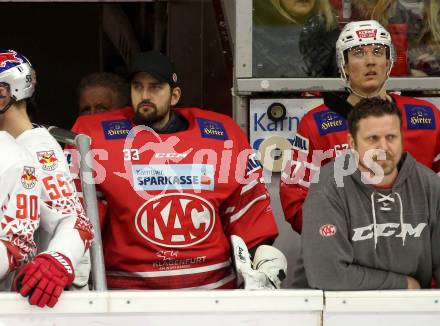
top-left (0, 98), bottom-right (15, 114)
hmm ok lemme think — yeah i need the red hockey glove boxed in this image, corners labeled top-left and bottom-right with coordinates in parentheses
top-left (13, 252), bottom-right (75, 308)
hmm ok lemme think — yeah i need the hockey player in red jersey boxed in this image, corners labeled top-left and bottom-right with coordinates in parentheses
top-left (0, 50), bottom-right (93, 307)
top-left (70, 51), bottom-right (283, 290)
top-left (280, 20), bottom-right (440, 234)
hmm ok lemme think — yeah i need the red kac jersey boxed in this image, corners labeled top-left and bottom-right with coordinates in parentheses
top-left (280, 94), bottom-right (440, 233)
top-left (70, 107), bottom-right (278, 289)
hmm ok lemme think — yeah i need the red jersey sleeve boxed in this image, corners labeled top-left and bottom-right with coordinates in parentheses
top-left (433, 108), bottom-right (440, 175)
top-left (280, 113), bottom-right (321, 233)
top-left (220, 125), bottom-right (278, 249)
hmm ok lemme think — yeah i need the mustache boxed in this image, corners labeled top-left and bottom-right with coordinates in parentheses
top-left (372, 152), bottom-right (392, 161)
top-left (137, 101), bottom-right (157, 110)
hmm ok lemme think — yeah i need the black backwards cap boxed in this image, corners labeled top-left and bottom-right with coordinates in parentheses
top-left (129, 51), bottom-right (178, 87)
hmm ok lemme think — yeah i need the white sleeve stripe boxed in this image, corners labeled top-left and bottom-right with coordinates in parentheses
top-left (229, 194), bottom-right (267, 223)
top-left (224, 206), bottom-right (235, 214)
top-left (240, 179), bottom-right (258, 195)
top-left (299, 179), bottom-right (310, 188)
top-left (106, 259), bottom-right (231, 278)
top-left (434, 153), bottom-right (440, 162)
top-left (179, 272), bottom-right (236, 290)
top-left (280, 178), bottom-right (311, 188)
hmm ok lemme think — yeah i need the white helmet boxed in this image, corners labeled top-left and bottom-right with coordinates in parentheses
top-left (336, 20), bottom-right (395, 81)
top-left (0, 50), bottom-right (35, 102)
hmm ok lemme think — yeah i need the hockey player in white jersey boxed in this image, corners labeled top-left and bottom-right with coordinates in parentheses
top-left (0, 131), bottom-right (41, 284)
top-left (0, 49), bottom-right (94, 308)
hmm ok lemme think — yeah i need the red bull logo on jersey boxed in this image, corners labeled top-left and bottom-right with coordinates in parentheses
top-left (356, 29), bottom-right (377, 39)
top-left (21, 166), bottom-right (37, 189)
top-left (313, 110), bottom-right (347, 136)
top-left (0, 50), bottom-right (23, 70)
top-left (405, 105), bottom-right (435, 130)
top-left (135, 193), bottom-right (215, 248)
top-left (37, 150), bottom-right (58, 171)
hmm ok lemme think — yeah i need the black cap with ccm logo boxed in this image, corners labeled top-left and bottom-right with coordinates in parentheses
top-left (129, 51), bottom-right (178, 87)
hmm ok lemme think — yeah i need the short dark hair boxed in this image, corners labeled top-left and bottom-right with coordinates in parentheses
top-left (348, 97), bottom-right (402, 139)
top-left (78, 72), bottom-right (130, 107)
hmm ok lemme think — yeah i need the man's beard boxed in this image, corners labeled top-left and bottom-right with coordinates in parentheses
top-left (133, 100), bottom-right (169, 127)
top-left (359, 151), bottom-right (396, 176)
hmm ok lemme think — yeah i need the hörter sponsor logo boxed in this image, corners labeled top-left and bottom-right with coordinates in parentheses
top-left (313, 110), bottom-right (347, 136)
top-left (405, 105), bottom-right (435, 130)
top-left (101, 119), bottom-right (132, 140)
top-left (197, 118), bottom-right (229, 140)
top-left (135, 193), bottom-right (215, 247)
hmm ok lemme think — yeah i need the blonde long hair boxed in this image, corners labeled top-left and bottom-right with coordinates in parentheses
top-left (419, 0), bottom-right (440, 50)
top-left (357, 0), bottom-right (440, 50)
top-left (371, 0), bottom-right (395, 26)
top-left (270, 0), bottom-right (338, 31)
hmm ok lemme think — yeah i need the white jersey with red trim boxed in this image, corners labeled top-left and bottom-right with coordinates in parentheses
top-left (70, 107), bottom-right (278, 290)
top-left (280, 94), bottom-right (440, 234)
top-left (16, 127), bottom-right (93, 269)
top-left (0, 131), bottom-right (42, 275)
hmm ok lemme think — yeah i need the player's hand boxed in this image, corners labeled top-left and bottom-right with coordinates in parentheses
top-left (407, 276), bottom-right (421, 289)
top-left (13, 252), bottom-right (75, 308)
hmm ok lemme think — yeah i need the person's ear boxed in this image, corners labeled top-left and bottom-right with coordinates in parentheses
top-left (171, 86), bottom-right (181, 106)
top-left (348, 133), bottom-right (355, 150)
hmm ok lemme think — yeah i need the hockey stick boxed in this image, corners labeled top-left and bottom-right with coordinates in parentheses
top-left (45, 125), bottom-right (107, 291)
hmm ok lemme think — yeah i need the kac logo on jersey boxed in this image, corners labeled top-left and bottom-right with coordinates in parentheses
top-left (135, 193), bottom-right (216, 248)
top-left (101, 119), bottom-right (132, 140)
top-left (21, 166), bottom-right (37, 189)
top-left (405, 105), bottom-right (435, 130)
top-left (37, 150), bottom-right (58, 171)
top-left (319, 224), bottom-right (337, 237)
top-left (197, 118), bottom-right (228, 140)
top-left (313, 110), bottom-right (347, 136)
